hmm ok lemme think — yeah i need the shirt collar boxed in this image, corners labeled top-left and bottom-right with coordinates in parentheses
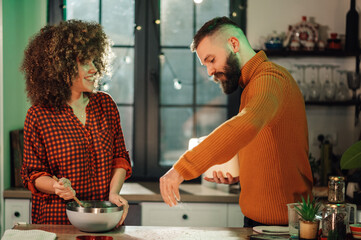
top-left (239, 50), bottom-right (268, 88)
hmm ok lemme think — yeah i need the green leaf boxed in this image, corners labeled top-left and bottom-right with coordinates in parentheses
top-left (294, 195), bottom-right (320, 222)
top-left (340, 140), bottom-right (361, 170)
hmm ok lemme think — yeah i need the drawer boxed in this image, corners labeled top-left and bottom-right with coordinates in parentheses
top-left (141, 202), bottom-right (227, 227)
top-left (5, 199), bottom-right (31, 230)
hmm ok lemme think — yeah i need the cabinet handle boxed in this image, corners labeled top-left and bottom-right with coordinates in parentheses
top-left (182, 214), bottom-right (188, 220)
top-left (14, 211), bottom-right (21, 218)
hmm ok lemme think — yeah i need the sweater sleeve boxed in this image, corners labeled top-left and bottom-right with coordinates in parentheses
top-left (174, 67), bottom-right (287, 180)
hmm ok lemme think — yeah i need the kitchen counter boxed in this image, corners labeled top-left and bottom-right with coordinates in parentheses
top-left (3, 182), bottom-right (330, 204)
top-left (11, 223), bottom-right (256, 240)
top-left (4, 182), bottom-right (240, 203)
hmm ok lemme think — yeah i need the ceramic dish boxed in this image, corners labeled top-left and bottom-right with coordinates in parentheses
top-left (351, 224), bottom-right (361, 239)
top-left (353, 233), bottom-right (361, 239)
top-left (252, 226), bottom-right (289, 235)
top-left (351, 224), bottom-right (361, 234)
top-left (76, 236), bottom-right (113, 240)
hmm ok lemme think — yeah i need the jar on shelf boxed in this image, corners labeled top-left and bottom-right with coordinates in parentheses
top-left (328, 176), bottom-right (345, 203)
top-left (321, 203), bottom-right (348, 239)
top-left (327, 33), bottom-right (342, 50)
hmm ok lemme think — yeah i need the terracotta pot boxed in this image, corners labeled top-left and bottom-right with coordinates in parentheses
top-left (299, 220), bottom-right (320, 239)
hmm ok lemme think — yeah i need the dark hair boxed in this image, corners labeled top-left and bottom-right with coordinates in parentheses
top-left (20, 19), bottom-right (112, 108)
top-left (190, 16), bottom-right (240, 52)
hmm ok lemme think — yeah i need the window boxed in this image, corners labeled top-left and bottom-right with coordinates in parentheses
top-left (61, 0), bottom-right (246, 180)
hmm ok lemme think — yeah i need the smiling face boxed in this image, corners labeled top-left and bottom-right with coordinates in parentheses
top-left (71, 58), bottom-right (98, 94)
top-left (196, 35), bottom-right (241, 94)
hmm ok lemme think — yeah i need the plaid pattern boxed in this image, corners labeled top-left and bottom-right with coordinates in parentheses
top-left (21, 91), bottom-right (132, 224)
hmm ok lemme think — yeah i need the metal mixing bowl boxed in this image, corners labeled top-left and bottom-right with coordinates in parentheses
top-left (66, 200), bottom-right (123, 233)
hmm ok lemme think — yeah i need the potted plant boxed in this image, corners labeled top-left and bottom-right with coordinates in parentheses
top-left (294, 195), bottom-right (322, 240)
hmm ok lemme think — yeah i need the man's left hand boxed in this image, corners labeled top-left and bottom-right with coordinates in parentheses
top-left (203, 171), bottom-right (239, 184)
top-left (160, 167), bottom-right (184, 207)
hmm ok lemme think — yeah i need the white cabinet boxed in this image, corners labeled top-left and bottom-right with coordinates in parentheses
top-left (4, 199), bottom-right (31, 230)
top-left (141, 202), bottom-right (244, 227)
top-left (227, 204), bottom-right (244, 227)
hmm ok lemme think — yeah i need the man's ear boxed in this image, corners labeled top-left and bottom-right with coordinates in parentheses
top-left (228, 37), bottom-right (240, 53)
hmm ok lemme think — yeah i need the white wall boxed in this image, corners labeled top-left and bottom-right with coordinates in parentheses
top-left (247, 0), bottom-right (361, 159)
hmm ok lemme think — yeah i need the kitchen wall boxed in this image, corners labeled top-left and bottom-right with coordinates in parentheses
top-left (2, 0), bottom-right (46, 189)
top-left (1, 0), bottom-right (47, 235)
top-left (247, 0), bottom-right (361, 159)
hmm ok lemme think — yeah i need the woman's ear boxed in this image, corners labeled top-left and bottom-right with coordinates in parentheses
top-left (228, 37), bottom-right (240, 53)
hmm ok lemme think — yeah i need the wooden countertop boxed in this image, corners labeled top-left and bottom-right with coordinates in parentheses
top-left (4, 182), bottom-right (240, 204)
top-left (3, 181), bottom-right (331, 205)
top-left (12, 224), bottom-right (256, 240)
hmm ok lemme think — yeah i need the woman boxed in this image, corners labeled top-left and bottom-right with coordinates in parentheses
top-left (20, 20), bottom-right (132, 226)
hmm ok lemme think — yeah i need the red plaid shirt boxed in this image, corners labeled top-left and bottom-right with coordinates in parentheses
top-left (21, 91), bottom-right (132, 224)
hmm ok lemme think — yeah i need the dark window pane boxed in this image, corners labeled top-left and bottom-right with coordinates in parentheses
top-left (66, 0), bottom-right (99, 22)
top-left (159, 107), bottom-right (193, 166)
top-left (102, 0), bottom-right (135, 45)
top-left (160, 49), bottom-right (193, 105)
top-left (196, 61), bottom-right (227, 105)
top-left (160, 0), bottom-right (193, 46)
top-left (101, 48), bottom-right (134, 104)
top-left (196, 107), bottom-right (227, 137)
top-left (196, 0), bottom-right (229, 30)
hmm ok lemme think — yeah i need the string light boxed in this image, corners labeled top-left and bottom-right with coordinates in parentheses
top-left (159, 52), bottom-right (183, 90)
top-left (194, 0), bottom-right (203, 4)
top-left (123, 56), bottom-right (132, 64)
top-left (102, 83), bottom-right (110, 91)
top-left (173, 78), bottom-right (182, 90)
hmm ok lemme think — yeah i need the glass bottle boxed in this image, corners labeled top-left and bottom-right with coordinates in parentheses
top-left (336, 70), bottom-right (351, 101)
top-left (345, 0), bottom-right (359, 53)
top-left (328, 176), bottom-right (345, 203)
top-left (294, 64), bottom-right (308, 100)
top-left (323, 64), bottom-right (338, 101)
top-left (307, 64), bottom-right (321, 101)
top-left (321, 203), bottom-right (348, 239)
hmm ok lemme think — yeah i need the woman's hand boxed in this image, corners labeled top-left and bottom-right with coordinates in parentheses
top-left (109, 193), bottom-right (129, 227)
top-left (53, 177), bottom-right (76, 200)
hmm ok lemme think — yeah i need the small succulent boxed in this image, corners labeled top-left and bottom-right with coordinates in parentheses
top-left (294, 195), bottom-right (321, 222)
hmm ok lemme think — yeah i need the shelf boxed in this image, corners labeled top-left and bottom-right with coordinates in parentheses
top-left (257, 49), bottom-right (358, 57)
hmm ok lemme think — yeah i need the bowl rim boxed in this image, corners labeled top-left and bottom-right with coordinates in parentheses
top-left (66, 200), bottom-right (123, 213)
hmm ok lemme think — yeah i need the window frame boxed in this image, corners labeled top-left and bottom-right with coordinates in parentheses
top-left (49, 0), bottom-right (247, 180)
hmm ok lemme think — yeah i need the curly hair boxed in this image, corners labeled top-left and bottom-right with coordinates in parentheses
top-left (21, 19), bottom-right (113, 108)
top-left (190, 16), bottom-right (240, 52)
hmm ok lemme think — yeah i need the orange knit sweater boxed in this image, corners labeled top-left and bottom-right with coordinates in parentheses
top-left (174, 51), bottom-right (313, 225)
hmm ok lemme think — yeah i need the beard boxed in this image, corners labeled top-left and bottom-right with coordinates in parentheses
top-left (213, 51), bottom-right (241, 94)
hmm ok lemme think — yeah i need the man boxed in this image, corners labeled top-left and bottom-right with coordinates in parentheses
top-left (159, 16), bottom-right (313, 227)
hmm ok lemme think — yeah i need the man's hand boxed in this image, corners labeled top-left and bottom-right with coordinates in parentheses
top-left (203, 171), bottom-right (239, 184)
top-left (159, 167), bottom-right (185, 207)
top-left (109, 193), bottom-right (129, 227)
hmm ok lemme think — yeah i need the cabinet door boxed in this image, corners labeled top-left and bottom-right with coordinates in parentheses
top-left (4, 199), bottom-right (31, 230)
top-left (141, 202), bottom-right (227, 227)
top-left (227, 204), bottom-right (244, 227)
